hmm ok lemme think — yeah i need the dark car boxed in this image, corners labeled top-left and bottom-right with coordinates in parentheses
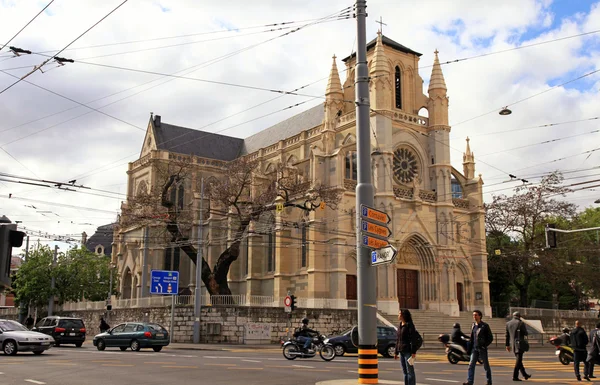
top-left (33, 316), bottom-right (86, 347)
top-left (93, 322), bottom-right (170, 352)
top-left (326, 326), bottom-right (397, 358)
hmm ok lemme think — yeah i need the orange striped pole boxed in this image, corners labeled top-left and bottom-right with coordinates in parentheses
top-left (358, 345), bottom-right (378, 384)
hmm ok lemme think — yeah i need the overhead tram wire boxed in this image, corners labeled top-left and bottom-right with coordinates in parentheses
top-left (0, 8), bottom-right (350, 138)
top-left (0, 71), bottom-right (145, 134)
top-left (451, 67), bottom-right (600, 127)
top-left (420, 28), bottom-right (600, 70)
top-left (0, 15), bottom-right (349, 59)
top-left (0, 0), bottom-right (130, 96)
top-left (0, 0), bottom-right (55, 52)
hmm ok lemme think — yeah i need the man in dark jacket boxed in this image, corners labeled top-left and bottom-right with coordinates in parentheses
top-left (99, 317), bottom-right (110, 333)
top-left (464, 310), bottom-right (493, 385)
top-left (505, 311), bottom-right (531, 381)
top-left (571, 320), bottom-right (590, 381)
top-left (294, 318), bottom-right (317, 352)
top-left (451, 323), bottom-right (468, 352)
top-left (587, 322), bottom-right (600, 379)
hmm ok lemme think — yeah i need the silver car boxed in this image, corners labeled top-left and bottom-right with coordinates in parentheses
top-left (0, 319), bottom-right (54, 355)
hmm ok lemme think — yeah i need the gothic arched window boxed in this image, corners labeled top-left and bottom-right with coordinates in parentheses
top-left (301, 221), bottom-right (308, 268)
top-left (169, 181), bottom-right (185, 212)
top-left (345, 151), bottom-right (357, 180)
top-left (395, 66), bottom-right (402, 109)
top-left (451, 175), bottom-right (463, 199)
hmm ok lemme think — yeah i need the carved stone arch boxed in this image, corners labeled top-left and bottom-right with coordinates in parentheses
top-left (264, 163), bottom-right (275, 174)
top-left (457, 259), bottom-right (473, 282)
top-left (342, 133), bottom-right (356, 145)
top-left (137, 180), bottom-right (148, 196)
top-left (122, 266), bottom-right (133, 299)
top-left (286, 155), bottom-right (298, 166)
top-left (397, 233), bottom-right (436, 270)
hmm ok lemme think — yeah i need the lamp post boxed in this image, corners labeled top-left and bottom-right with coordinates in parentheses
top-left (48, 245), bottom-right (58, 316)
top-left (107, 262), bottom-right (116, 319)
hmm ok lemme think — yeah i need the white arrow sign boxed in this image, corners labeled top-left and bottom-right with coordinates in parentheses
top-left (157, 283), bottom-right (163, 293)
top-left (371, 245), bottom-right (398, 266)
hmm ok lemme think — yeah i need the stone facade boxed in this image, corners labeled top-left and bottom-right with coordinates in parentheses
top-left (114, 33), bottom-right (490, 317)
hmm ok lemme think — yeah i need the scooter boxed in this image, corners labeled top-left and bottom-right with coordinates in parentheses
top-left (281, 334), bottom-right (335, 362)
top-left (549, 335), bottom-right (574, 365)
top-left (438, 334), bottom-right (483, 365)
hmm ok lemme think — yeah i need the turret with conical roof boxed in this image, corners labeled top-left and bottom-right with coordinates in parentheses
top-left (369, 32), bottom-right (391, 110)
top-left (463, 137), bottom-right (476, 179)
top-left (427, 49), bottom-right (449, 128)
top-left (322, 55), bottom-right (344, 154)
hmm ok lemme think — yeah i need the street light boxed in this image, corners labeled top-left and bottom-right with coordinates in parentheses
top-left (499, 106), bottom-right (512, 115)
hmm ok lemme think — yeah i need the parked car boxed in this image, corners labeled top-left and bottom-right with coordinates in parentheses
top-left (0, 319), bottom-right (54, 355)
top-left (93, 322), bottom-right (170, 352)
top-left (326, 326), bottom-right (397, 358)
top-left (33, 316), bottom-right (86, 347)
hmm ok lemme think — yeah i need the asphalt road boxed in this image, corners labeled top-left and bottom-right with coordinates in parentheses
top-left (0, 345), bottom-right (594, 385)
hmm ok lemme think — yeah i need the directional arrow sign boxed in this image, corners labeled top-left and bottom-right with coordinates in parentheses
top-left (361, 219), bottom-right (392, 238)
top-left (361, 204), bottom-right (391, 225)
top-left (362, 235), bottom-right (390, 250)
top-left (371, 246), bottom-right (398, 266)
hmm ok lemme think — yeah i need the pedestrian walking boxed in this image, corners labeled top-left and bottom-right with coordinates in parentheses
top-left (586, 322), bottom-right (600, 379)
top-left (505, 311), bottom-right (531, 381)
top-left (25, 315), bottom-right (34, 330)
top-left (99, 317), bottom-right (111, 333)
top-left (463, 310), bottom-right (494, 385)
top-left (571, 320), bottom-right (590, 381)
top-left (394, 309), bottom-right (418, 385)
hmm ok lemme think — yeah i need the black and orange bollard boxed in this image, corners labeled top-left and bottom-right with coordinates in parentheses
top-left (358, 345), bottom-right (378, 384)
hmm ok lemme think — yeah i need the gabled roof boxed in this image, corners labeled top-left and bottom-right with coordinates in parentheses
top-left (240, 104), bottom-right (324, 155)
top-left (152, 118), bottom-right (244, 161)
top-left (342, 35), bottom-right (422, 62)
top-left (85, 223), bottom-right (116, 257)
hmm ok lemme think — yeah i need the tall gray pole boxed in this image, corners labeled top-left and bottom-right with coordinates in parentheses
top-left (18, 236), bottom-right (30, 324)
top-left (193, 177), bottom-right (204, 344)
top-left (355, 0), bottom-right (378, 383)
top-left (108, 264), bottom-right (114, 320)
top-left (141, 226), bottom-right (149, 298)
top-left (48, 245), bottom-right (58, 316)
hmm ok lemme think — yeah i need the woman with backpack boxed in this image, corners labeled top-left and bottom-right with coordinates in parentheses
top-left (394, 308), bottom-right (419, 385)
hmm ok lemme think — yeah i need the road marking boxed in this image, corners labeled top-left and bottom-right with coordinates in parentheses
top-left (0, 372), bottom-right (3, 375)
top-left (229, 367), bottom-right (264, 370)
top-left (101, 364), bottom-right (134, 367)
top-left (161, 365), bottom-right (198, 369)
top-left (294, 369), bottom-right (331, 372)
top-left (265, 365), bottom-right (293, 368)
top-left (425, 379), bottom-right (460, 383)
top-left (143, 362), bottom-right (177, 364)
top-left (25, 380), bottom-right (45, 385)
top-left (242, 359), bottom-right (261, 363)
top-left (204, 363), bottom-right (237, 367)
top-left (293, 364), bottom-right (315, 368)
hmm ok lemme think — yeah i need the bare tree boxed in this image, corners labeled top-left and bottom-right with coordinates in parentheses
top-left (485, 172), bottom-right (576, 306)
top-left (120, 157), bottom-right (341, 296)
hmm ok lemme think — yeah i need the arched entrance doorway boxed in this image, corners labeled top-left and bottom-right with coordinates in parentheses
top-left (396, 235), bottom-right (436, 310)
top-left (122, 268), bottom-right (132, 299)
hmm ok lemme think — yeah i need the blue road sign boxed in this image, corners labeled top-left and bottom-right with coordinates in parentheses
top-left (371, 251), bottom-right (377, 264)
top-left (150, 270), bottom-right (179, 295)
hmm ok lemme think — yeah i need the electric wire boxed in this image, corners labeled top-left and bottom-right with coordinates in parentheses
top-left (0, 0), bottom-right (55, 52)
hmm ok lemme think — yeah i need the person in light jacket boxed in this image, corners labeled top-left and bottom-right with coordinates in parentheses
top-left (505, 311), bottom-right (531, 381)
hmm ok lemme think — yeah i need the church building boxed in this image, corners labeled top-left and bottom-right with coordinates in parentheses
top-left (113, 33), bottom-right (491, 317)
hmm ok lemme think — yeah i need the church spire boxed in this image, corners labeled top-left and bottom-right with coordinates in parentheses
top-left (370, 31), bottom-right (389, 76)
top-left (428, 49), bottom-right (447, 94)
top-left (463, 137), bottom-right (476, 179)
top-left (325, 55), bottom-right (343, 99)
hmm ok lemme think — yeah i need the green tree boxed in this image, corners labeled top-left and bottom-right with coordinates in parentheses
top-left (14, 246), bottom-right (118, 307)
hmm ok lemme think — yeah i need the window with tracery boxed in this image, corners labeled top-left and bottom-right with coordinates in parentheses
top-left (395, 66), bottom-right (402, 109)
top-left (345, 151), bottom-right (357, 180)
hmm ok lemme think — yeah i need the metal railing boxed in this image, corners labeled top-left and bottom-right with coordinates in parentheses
top-left (510, 306), bottom-right (599, 319)
top-left (59, 295), bottom-right (360, 311)
top-left (0, 307), bottom-right (18, 316)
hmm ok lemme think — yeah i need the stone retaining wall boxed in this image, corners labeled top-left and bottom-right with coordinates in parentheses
top-left (54, 306), bottom-right (358, 344)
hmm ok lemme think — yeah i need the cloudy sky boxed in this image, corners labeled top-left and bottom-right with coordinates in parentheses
top-left (1, 0), bottom-right (600, 250)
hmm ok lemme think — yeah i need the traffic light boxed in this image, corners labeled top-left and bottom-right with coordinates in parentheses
top-left (0, 216), bottom-right (25, 289)
top-left (290, 295), bottom-right (296, 311)
top-left (547, 224), bottom-right (557, 248)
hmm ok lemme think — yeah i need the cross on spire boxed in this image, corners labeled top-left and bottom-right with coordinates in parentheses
top-left (376, 16), bottom-right (387, 33)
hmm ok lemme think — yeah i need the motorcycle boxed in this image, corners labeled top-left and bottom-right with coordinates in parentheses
top-left (281, 333), bottom-right (335, 361)
top-left (549, 335), bottom-right (574, 365)
top-left (438, 334), bottom-right (484, 365)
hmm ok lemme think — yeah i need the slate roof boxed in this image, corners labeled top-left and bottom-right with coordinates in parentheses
top-left (153, 119), bottom-right (244, 161)
top-left (85, 223), bottom-right (115, 257)
top-left (342, 35), bottom-right (422, 62)
top-left (240, 104), bottom-right (324, 155)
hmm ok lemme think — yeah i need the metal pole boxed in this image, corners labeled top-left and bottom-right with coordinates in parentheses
top-left (141, 226), bottom-right (149, 297)
top-left (193, 178), bottom-right (204, 344)
top-left (18, 236), bottom-right (29, 324)
top-left (108, 264), bottom-right (114, 320)
top-left (355, 1), bottom-right (377, 383)
top-left (48, 245), bottom-right (58, 316)
top-left (170, 294), bottom-right (175, 344)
